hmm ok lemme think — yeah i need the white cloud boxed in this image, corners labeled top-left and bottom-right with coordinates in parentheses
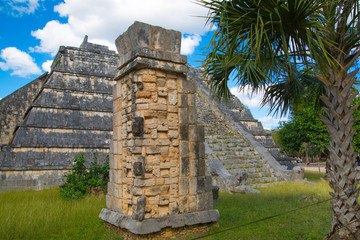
top-left (259, 116), bottom-right (288, 130)
top-left (0, 47), bottom-right (42, 77)
top-left (30, 0), bottom-right (210, 56)
top-left (181, 34), bottom-right (202, 55)
top-left (42, 59), bottom-right (53, 72)
top-left (31, 20), bottom-right (83, 56)
top-left (3, 0), bottom-right (40, 16)
top-left (230, 86), bottom-right (266, 108)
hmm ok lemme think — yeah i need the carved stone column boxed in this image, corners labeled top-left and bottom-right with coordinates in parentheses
top-left (99, 21), bottom-right (219, 235)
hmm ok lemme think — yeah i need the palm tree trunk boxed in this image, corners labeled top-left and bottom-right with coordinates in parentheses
top-left (319, 67), bottom-right (360, 239)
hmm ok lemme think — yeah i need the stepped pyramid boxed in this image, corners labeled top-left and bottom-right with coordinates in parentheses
top-left (188, 69), bottom-right (301, 189)
top-left (0, 37), bottom-right (118, 190)
top-left (0, 38), bottom-right (301, 191)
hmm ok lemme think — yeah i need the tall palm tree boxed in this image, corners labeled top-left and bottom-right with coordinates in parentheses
top-left (199, 0), bottom-right (360, 239)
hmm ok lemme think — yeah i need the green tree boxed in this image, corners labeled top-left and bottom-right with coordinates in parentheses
top-left (199, 0), bottom-right (360, 238)
top-left (277, 105), bottom-right (329, 158)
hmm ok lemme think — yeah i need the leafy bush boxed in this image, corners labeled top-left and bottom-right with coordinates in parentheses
top-left (60, 153), bottom-right (109, 199)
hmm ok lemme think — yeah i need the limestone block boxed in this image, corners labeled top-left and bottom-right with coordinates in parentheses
top-left (198, 158), bottom-right (205, 176)
top-left (128, 147), bottom-right (142, 154)
top-left (189, 177), bottom-right (197, 195)
top-left (189, 142), bottom-right (199, 160)
top-left (160, 185), bottom-right (170, 194)
top-left (188, 107), bottom-right (197, 124)
top-left (160, 162), bottom-right (170, 169)
top-left (180, 157), bottom-right (190, 176)
top-left (133, 162), bottom-right (145, 177)
top-left (146, 155), bottom-right (160, 165)
top-left (156, 139), bottom-right (170, 146)
top-left (144, 187), bottom-right (161, 196)
top-left (132, 196), bottom-right (146, 221)
top-left (168, 91), bottom-right (177, 105)
top-left (115, 21), bottom-right (181, 57)
top-left (170, 201), bottom-right (179, 215)
top-left (190, 160), bottom-right (198, 177)
top-left (165, 177), bottom-right (178, 184)
top-left (150, 103), bottom-right (167, 111)
top-left (189, 125), bottom-right (204, 142)
top-left (134, 178), bottom-right (155, 187)
top-left (168, 130), bottom-right (178, 139)
top-left (136, 91), bottom-right (151, 98)
top-left (180, 124), bottom-right (189, 140)
top-left (157, 77), bottom-right (166, 87)
top-left (159, 195), bottom-right (169, 205)
top-left (178, 196), bottom-right (188, 213)
top-left (169, 183), bottom-right (178, 196)
top-left (187, 94), bottom-right (195, 107)
top-left (157, 119), bottom-right (168, 131)
top-left (197, 176), bottom-right (205, 193)
top-left (158, 87), bottom-right (167, 97)
top-left (179, 94), bottom-right (188, 108)
top-left (146, 147), bottom-right (161, 155)
top-left (180, 141), bottom-right (189, 156)
top-left (170, 167), bottom-right (179, 178)
top-left (179, 177), bottom-right (189, 195)
top-left (143, 74), bottom-right (156, 83)
top-left (179, 108), bottom-right (188, 124)
top-left (167, 80), bottom-right (176, 90)
top-left (160, 146), bottom-right (169, 155)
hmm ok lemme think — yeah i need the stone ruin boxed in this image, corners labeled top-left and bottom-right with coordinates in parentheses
top-left (0, 21), bottom-right (302, 193)
top-left (99, 21), bottom-right (219, 234)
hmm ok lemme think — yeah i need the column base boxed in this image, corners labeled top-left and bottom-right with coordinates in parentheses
top-left (99, 208), bottom-right (220, 235)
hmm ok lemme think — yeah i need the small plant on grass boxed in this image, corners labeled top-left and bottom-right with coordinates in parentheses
top-left (60, 153), bottom-right (109, 199)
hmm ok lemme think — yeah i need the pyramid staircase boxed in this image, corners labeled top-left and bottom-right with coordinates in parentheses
top-left (190, 68), bottom-right (300, 188)
top-left (196, 93), bottom-right (283, 188)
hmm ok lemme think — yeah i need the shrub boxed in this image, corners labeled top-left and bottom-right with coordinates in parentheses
top-left (60, 153), bottom-right (109, 199)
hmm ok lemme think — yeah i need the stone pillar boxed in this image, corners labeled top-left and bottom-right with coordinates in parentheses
top-left (99, 21), bottom-right (219, 235)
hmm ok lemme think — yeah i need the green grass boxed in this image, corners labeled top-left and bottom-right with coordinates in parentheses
top-left (1, 170), bottom-right (332, 240)
top-left (0, 189), bottom-right (121, 240)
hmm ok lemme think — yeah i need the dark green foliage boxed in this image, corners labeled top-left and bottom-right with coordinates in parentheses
top-left (277, 105), bottom-right (329, 157)
top-left (277, 95), bottom-right (360, 157)
top-left (60, 153), bottom-right (109, 199)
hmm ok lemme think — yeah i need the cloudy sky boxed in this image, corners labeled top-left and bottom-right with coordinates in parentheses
top-left (0, 0), bottom-right (287, 129)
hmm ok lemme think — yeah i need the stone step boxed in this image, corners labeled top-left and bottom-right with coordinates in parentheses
top-left (222, 161), bottom-right (263, 168)
top-left (206, 137), bottom-right (247, 144)
top-left (247, 177), bottom-right (279, 184)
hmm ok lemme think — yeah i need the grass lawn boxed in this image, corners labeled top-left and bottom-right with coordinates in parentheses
top-left (0, 171), bottom-right (332, 240)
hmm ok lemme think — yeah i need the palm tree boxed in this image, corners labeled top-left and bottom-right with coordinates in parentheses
top-left (199, 0), bottom-right (360, 239)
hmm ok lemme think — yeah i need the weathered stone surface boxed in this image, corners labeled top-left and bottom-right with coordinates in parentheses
top-left (100, 208), bottom-right (219, 235)
top-left (180, 157), bottom-right (190, 176)
top-left (0, 74), bottom-right (47, 145)
top-left (33, 89), bottom-right (113, 112)
top-left (0, 36), bottom-right (118, 190)
top-left (132, 117), bottom-right (144, 137)
top-left (24, 108), bottom-right (112, 130)
top-left (116, 21), bottom-right (183, 63)
top-left (133, 162), bottom-right (145, 177)
top-left (103, 21), bottom-right (218, 235)
top-left (133, 196), bottom-right (146, 221)
top-left (212, 186), bottom-right (220, 204)
top-left (12, 127), bottom-right (111, 148)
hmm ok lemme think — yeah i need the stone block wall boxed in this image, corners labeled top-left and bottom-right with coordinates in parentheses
top-left (100, 21), bottom-right (219, 235)
top-left (0, 74), bottom-right (47, 145)
top-left (108, 69), bottom-right (213, 218)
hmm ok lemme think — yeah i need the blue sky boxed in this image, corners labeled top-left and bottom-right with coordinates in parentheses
top-left (0, 0), bottom-right (287, 129)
